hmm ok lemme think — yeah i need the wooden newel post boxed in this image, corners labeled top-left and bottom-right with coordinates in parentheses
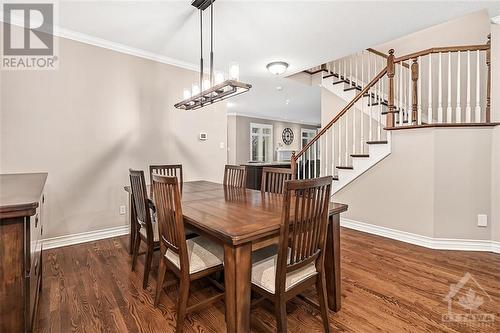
top-left (387, 49), bottom-right (396, 127)
top-left (486, 34), bottom-right (491, 123)
top-left (291, 152), bottom-right (297, 180)
top-left (411, 58), bottom-right (419, 124)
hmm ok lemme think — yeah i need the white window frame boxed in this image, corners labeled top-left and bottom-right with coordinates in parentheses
top-left (301, 128), bottom-right (317, 148)
top-left (250, 123), bottom-right (273, 162)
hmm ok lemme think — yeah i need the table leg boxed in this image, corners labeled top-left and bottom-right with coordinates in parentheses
top-left (324, 214), bottom-right (341, 311)
top-left (224, 243), bottom-right (252, 333)
top-left (128, 193), bottom-right (137, 255)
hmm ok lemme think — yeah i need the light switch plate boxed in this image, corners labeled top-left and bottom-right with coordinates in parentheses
top-left (477, 214), bottom-right (487, 227)
top-left (120, 205), bottom-right (126, 215)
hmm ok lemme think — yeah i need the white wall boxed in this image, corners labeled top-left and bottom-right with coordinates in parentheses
top-left (0, 26), bottom-right (227, 239)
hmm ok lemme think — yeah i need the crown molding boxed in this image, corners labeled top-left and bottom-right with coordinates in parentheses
top-left (0, 12), bottom-right (199, 71)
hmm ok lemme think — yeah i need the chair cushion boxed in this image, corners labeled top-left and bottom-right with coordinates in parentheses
top-left (165, 236), bottom-right (224, 274)
top-left (138, 212), bottom-right (159, 242)
top-left (251, 245), bottom-right (317, 294)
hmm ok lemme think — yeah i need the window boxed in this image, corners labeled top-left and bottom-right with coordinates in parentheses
top-left (301, 128), bottom-right (317, 148)
top-left (250, 123), bottom-right (273, 162)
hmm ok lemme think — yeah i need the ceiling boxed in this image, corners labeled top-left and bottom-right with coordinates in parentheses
top-left (55, 1), bottom-right (500, 124)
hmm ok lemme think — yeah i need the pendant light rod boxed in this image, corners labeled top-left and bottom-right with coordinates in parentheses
top-left (199, 9), bottom-right (203, 89)
top-left (210, 0), bottom-right (214, 86)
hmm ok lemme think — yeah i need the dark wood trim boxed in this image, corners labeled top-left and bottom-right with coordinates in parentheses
top-left (394, 44), bottom-right (490, 63)
top-left (385, 122), bottom-right (500, 131)
top-left (366, 140), bottom-right (389, 144)
top-left (367, 48), bottom-right (410, 69)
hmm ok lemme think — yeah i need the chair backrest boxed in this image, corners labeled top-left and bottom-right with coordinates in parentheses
top-left (223, 165), bottom-right (247, 188)
top-left (275, 176), bottom-right (332, 292)
top-left (129, 169), bottom-right (154, 239)
top-left (149, 164), bottom-right (183, 197)
top-left (152, 174), bottom-right (189, 274)
top-left (261, 167), bottom-right (292, 194)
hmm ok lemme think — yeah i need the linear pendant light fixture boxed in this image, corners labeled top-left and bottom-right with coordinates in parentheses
top-left (175, 0), bottom-right (252, 111)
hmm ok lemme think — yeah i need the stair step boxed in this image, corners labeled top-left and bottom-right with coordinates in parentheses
top-left (351, 154), bottom-right (370, 158)
top-left (381, 109), bottom-right (401, 115)
top-left (366, 140), bottom-right (388, 145)
top-left (336, 166), bottom-right (354, 170)
top-left (332, 79), bottom-right (347, 86)
top-left (323, 73), bottom-right (336, 79)
top-left (344, 85), bottom-right (362, 92)
top-left (370, 101), bottom-right (389, 106)
top-left (332, 176), bottom-right (339, 181)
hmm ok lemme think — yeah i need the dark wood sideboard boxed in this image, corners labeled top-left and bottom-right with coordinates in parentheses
top-left (0, 173), bottom-right (47, 333)
top-left (242, 163), bottom-right (291, 190)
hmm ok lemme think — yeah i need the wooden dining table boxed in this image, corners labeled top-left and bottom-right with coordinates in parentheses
top-left (124, 180), bottom-right (347, 333)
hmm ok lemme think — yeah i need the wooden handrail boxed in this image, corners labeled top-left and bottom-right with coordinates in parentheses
top-left (368, 48), bottom-right (410, 69)
top-left (394, 44), bottom-right (490, 63)
top-left (294, 66), bottom-right (388, 160)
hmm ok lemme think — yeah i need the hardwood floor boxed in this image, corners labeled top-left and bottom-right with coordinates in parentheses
top-left (35, 228), bottom-right (500, 333)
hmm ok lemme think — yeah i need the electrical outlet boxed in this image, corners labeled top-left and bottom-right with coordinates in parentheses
top-left (477, 214), bottom-right (487, 227)
top-left (119, 205), bottom-right (126, 215)
top-left (220, 142), bottom-right (225, 149)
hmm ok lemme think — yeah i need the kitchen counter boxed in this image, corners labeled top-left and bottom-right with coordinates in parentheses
top-left (241, 162), bottom-right (291, 190)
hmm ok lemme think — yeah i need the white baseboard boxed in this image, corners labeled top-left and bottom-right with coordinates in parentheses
top-left (341, 218), bottom-right (500, 254)
top-left (42, 225), bottom-right (130, 250)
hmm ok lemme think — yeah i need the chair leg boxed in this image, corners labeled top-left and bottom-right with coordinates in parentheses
top-left (176, 277), bottom-right (190, 333)
top-left (143, 242), bottom-right (154, 289)
top-left (131, 231), bottom-right (141, 272)
top-left (155, 258), bottom-right (167, 307)
top-left (316, 272), bottom-right (331, 333)
top-left (275, 299), bottom-right (287, 333)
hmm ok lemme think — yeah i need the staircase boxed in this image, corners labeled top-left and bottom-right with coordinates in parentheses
top-left (292, 36), bottom-right (492, 194)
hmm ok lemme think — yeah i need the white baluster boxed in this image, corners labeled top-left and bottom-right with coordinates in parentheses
top-left (331, 125), bottom-right (335, 177)
top-left (353, 102), bottom-right (356, 154)
top-left (475, 50), bottom-right (481, 123)
top-left (437, 52), bottom-right (443, 123)
top-left (369, 87), bottom-right (373, 141)
top-left (324, 131), bottom-right (328, 176)
top-left (355, 53), bottom-right (358, 88)
top-left (399, 64), bottom-right (404, 126)
top-left (408, 61), bottom-right (412, 124)
top-left (465, 50), bottom-right (471, 123)
top-left (349, 56), bottom-right (353, 87)
top-left (428, 54), bottom-right (433, 124)
top-left (378, 81), bottom-right (382, 140)
top-left (308, 148), bottom-right (311, 179)
top-left (456, 51), bottom-right (462, 123)
top-left (300, 155), bottom-right (304, 179)
top-left (338, 119), bottom-right (341, 167)
top-left (361, 52), bottom-right (365, 153)
top-left (447, 52), bottom-right (452, 123)
top-left (418, 56), bottom-right (422, 125)
top-left (314, 141), bottom-right (317, 178)
top-left (345, 114), bottom-right (348, 165)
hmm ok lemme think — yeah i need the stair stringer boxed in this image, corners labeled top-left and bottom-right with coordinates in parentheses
top-left (332, 132), bottom-right (392, 194)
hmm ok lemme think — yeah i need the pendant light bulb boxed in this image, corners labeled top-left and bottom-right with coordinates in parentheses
top-left (192, 83), bottom-right (200, 96)
top-left (215, 72), bottom-right (225, 85)
top-left (183, 89), bottom-right (191, 99)
top-left (229, 62), bottom-right (240, 80)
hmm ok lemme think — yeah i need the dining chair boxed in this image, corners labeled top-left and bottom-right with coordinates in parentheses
top-left (223, 164), bottom-right (247, 188)
top-left (149, 164), bottom-right (183, 197)
top-left (152, 174), bottom-right (225, 333)
top-left (260, 167), bottom-right (292, 194)
top-left (129, 169), bottom-right (160, 289)
top-left (251, 176), bottom-right (333, 332)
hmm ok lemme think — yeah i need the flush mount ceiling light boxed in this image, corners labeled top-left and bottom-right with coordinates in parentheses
top-left (267, 61), bottom-right (289, 75)
top-left (175, 0), bottom-right (252, 111)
